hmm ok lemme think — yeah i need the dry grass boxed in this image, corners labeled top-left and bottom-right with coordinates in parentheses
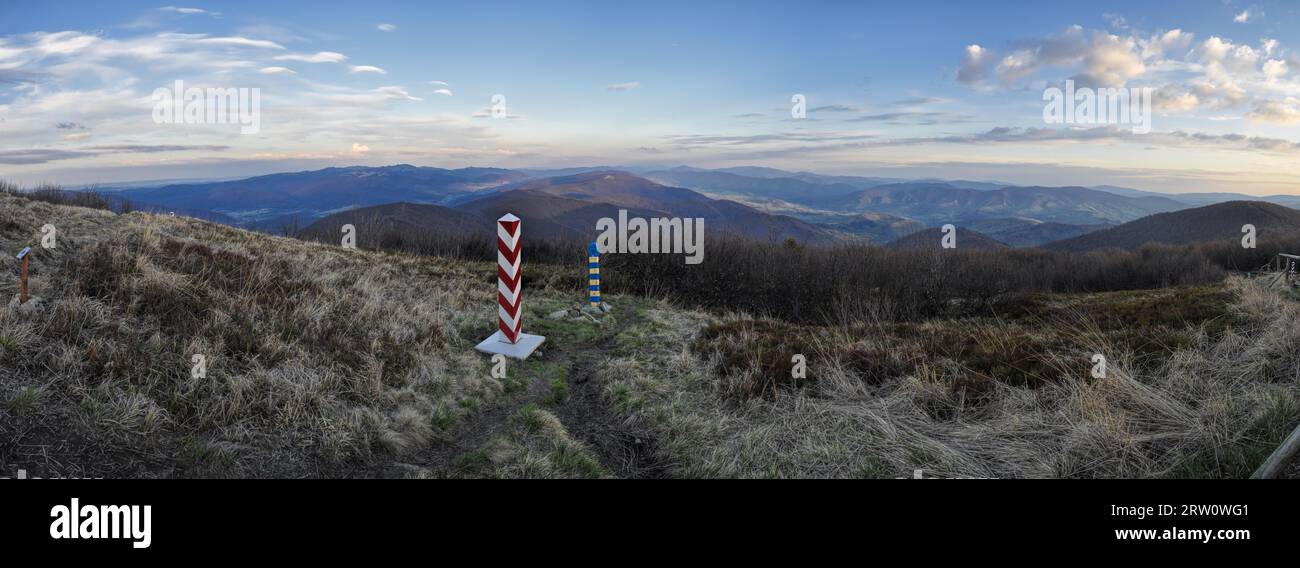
top-left (0, 193), bottom-right (571, 476)
top-left (4, 190), bottom-right (1296, 478)
top-left (605, 279), bottom-right (1299, 478)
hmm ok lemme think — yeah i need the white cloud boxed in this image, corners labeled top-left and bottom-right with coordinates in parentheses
top-left (1262, 38), bottom-right (1279, 57)
top-left (306, 86), bottom-right (428, 106)
top-left (810, 104), bottom-right (863, 112)
top-left (956, 44), bottom-right (991, 85)
top-left (0, 31), bottom-right (295, 75)
top-left (274, 51), bottom-right (347, 63)
top-left (12, 31), bottom-right (102, 57)
top-left (471, 107), bottom-right (522, 119)
top-left (377, 23), bottom-right (396, 32)
top-left (900, 126), bottom-right (1300, 155)
top-left (1183, 36), bottom-right (1258, 109)
top-left (433, 88), bottom-right (452, 96)
top-left (1020, 28), bottom-right (1141, 87)
top-left (606, 81), bottom-right (640, 91)
top-left (351, 143), bottom-right (370, 154)
top-left (1234, 9), bottom-right (1253, 24)
top-left (1075, 33), bottom-right (1145, 87)
top-left (1103, 13), bottom-right (1128, 31)
top-left (1197, 37), bottom-right (1260, 73)
top-left (1263, 59), bottom-right (1289, 81)
top-left (349, 65), bottom-right (386, 74)
top-left (1140, 29), bottom-right (1193, 59)
top-left (957, 26), bottom-right (1149, 88)
top-left (995, 25), bottom-right (1090, 84)
top-left (195, 36), bottom-right (284, 50)
top-left (429, 80), bottom-right (449, 86)
top-left (1248, 98), bottom-right (1300, 123)
top-left (1154, 86), bottom-right (1200, 112)
top-left (955, 24), bottom-right (1300, 119)
top-left (376, 86), bottom-right (422, 101)
top-left (159, 6), bottom-right (221, 16)
top-left (0, 25), bottom-right (511, 181)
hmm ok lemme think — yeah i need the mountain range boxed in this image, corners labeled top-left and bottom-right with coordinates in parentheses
top-left (301, 171), bottom-right (834, 244)
top-left (1044, 201), bottom-right (1300, 252)
top-left (120, 165), bottom-right (530, 228)
top-left (965, 218), bottom-right (1111, 247)
top-left (105, 164), bottom-right (1300, 251)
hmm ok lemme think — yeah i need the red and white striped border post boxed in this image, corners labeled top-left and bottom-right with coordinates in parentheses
top-left (475, 213), bottom-right (543, 359)
top-left (497, 213), bottom-right (522, 343)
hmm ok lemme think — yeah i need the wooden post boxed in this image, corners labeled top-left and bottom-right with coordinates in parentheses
top-left (1252, 422), bottom-right (1300, 479)
top-left (587, 241), bottom-right (601, 309)
top-left (16, 247), bottom-right (30, 305)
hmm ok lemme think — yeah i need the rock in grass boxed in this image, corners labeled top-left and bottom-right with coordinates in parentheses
top-left (581, 302), bottom-right (612, 314)
top-left (7, 295), bottom-right (43, 317)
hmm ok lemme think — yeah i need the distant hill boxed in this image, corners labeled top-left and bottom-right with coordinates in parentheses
top-left (479, 171), bottom-right (836, 244)
top-left (651, 165), bottom-right (905, 188)
top-left (642, 169), bottom-right (866, 203)
top-left (304, 193), bottom-right (669, 243)
top-left (810, 183), bottom-right (1187, 225)
top-left (118, 163), bottom-right (1288, 243)
top-left (298, 202), bottom-right (484, 241)
top-left (458, 190), bottom-right (669, 241)
top-left (1044, 201), bottom-right (1300, 252)
top-left (303, 171), bottom-right (839, 244)
top-left (119, 164), bottom-right (531, 226)
top-left (815, 212), bottom-right (926, 243)
top-left (1089, 185), bottom-right (1300, 210)
top-left (966, 218), bottom-right (1111, 247)
top-left (109, 163), bottom-right (1216, 236)
top-left (499, 171), bottom-right (719, 210)
top-left (887, 227), bottom-right (1008, 250)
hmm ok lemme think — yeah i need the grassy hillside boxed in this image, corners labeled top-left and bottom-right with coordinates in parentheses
top-left (2, 192), bottom-right (1298, 478)
top-left (1046, 201), bottom-right (1300, 252)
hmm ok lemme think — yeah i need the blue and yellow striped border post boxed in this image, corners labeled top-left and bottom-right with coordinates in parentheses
top-left (587, 241), bottom-right (601, 308)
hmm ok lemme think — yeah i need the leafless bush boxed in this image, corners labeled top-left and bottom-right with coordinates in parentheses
top-left (602, 237), bottom-right (1234, 323)
top-left (0, 182), bottom-right (116, 211)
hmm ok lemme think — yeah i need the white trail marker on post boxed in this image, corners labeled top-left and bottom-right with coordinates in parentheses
top-left (16, 246), bottom-right (31, 305)
top-left (475, 213), bottom-right (545, 359)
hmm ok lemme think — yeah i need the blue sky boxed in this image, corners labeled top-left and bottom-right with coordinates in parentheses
top-left (2, 0), bottom-right (1299, 194)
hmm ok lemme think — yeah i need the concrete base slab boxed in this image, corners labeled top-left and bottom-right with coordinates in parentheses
top-left (474, 331), bottom-right (546, 360)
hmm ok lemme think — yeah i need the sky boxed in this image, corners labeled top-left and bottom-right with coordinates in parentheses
top-left (1, 0), bottom-right (1299, 194)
